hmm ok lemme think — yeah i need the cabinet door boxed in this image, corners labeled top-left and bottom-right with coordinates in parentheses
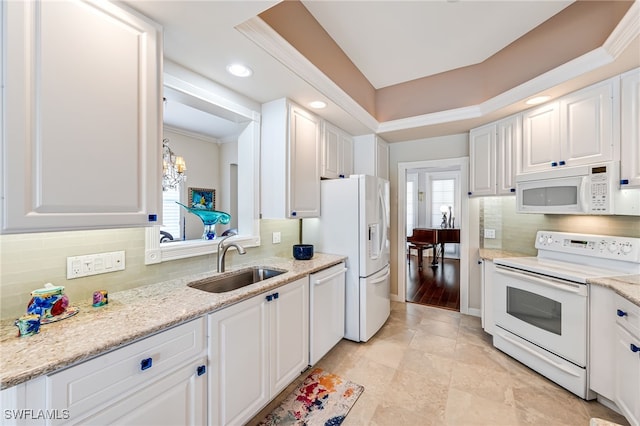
top-left (621, 68), bottom-right (640, 187)
top-left (270, 277), bottom-right (309, 396)
top-left (209, 294), bottom-right (269, 426)
top-left (376, 137), bottom-right (389, 180)
top-left (481, 260), bottom-right (495, 335)
top-left (469, 124), bottom-right (496, 196)
top-left (310, 264), bottom-right (346, 365)
top-left (560, 80), bottom-right (615, 167)
top-left (589, 285), bottom-right (616, 400)
top-left (496, 116), bottom-right (519, 195)
top-left (520, 102), bottom-right (560, 174)
top-left (340, 133), bottom-right (354, 178)
top-left (2, 0), bottom-right (161, 233)
top-left (614, 324), bottom-right (640, 426)
top-left (322, 123), bottom-right (341, 179)
top-left (82, 359), bottom-right (207, 426)
top-left (288, 105), bottom-right (321, 218)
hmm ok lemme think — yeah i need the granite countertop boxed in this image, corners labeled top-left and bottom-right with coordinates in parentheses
top-left (0, 254), bottom-right (345, 390)
top-left (479, 248), bottom-right (640, 307)
top-left (478, 248), bottom-right (531, 261)
top-left (587, 275), bottom-right (640, 306)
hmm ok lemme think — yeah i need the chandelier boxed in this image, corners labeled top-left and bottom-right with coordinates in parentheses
top-left (162, 138), bottom-right (187, 191)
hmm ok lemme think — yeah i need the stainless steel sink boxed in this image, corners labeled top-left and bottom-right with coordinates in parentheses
top-left (187, 267), bottom-right (287, 293)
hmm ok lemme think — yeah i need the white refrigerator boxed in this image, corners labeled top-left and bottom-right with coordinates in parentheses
top-left (303, 175), bottom-right (391, 342)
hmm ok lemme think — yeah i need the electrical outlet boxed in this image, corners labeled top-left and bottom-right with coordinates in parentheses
top-left (67, 251), bottom-right (125, 279)
top-left (484, 229), bottom-right (496, 239)
top-left (272, 231), bottom-right (281, 244)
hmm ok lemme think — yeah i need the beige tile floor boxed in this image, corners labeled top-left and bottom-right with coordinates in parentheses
top-left (250, 301), bottom-right (629, 426)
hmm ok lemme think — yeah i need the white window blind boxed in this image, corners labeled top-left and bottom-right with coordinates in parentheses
top-left (161, 187), bottom-right (182, 240)
top-left (431, 179), bottom-right (455, 228)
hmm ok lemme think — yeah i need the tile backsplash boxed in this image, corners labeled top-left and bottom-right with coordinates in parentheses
top-left (480, 196), bottom-right (640, 255)
top-left (0, 219), bottom-right (300, 320)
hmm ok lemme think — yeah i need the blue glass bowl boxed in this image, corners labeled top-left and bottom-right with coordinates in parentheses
top-left (293, 244), bottom-right (314, 260)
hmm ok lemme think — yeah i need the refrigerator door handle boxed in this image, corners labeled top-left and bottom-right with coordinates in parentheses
top-left (369, 268), bottom-right (391, 285)
top-left (377, 186), bottom-right (388, 260)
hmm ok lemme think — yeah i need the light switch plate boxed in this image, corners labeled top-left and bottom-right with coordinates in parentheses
top-left (272, 232), bottom-right (281, 244)
top-left (484, 229), bottom-right (496, 239)
top-left (67, 251), bottom-right (125, 279)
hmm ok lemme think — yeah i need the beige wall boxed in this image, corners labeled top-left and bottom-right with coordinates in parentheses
top-left (0, 219), bottom-right (300, 320)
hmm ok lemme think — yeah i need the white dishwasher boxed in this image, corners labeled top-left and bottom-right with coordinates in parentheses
top-left (309, 262), bottom-right (347, 365)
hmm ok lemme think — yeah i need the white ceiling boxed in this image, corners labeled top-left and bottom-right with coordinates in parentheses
top-left (123, 0), bottom-right (618, 142)
top-left (301, 0), bottom-right (573, 89)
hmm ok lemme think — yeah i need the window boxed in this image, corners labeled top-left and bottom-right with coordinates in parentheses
top-left (431, 178), bottom-right (456, 228)
top-left (161, 187), bottom-right (182, 240)
top-left (406, 180), bottom-right (415, 235)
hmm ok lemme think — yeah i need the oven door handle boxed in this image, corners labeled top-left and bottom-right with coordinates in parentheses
top-left (497, 329), bottom-right (582, 377)
top-left (495, 266), bottom-right (585, 295)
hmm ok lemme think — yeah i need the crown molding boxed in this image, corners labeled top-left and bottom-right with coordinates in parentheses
top-left (604, 0), bottom-right (639, 58)
top-left (236, 17), bottom-right (379, 131)
top-left (238, 5), bottom-right (639, 139)
top-left (163, 125), bottom-right (221, 144)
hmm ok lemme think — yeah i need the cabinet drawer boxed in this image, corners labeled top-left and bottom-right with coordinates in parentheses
top-left (47, 317), bottom-right (206, 420)
top-left (615, 294), bottom-right (640, 337)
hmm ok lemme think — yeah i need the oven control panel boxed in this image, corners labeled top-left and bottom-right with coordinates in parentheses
top-left (535, 231), bottom-right (640, 263)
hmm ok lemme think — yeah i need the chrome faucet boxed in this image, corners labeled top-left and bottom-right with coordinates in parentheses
top-left (217, 234), bottom-right (247, 272)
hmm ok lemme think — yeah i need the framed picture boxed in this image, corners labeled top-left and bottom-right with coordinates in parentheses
top-left (188, 187), bottom-right (215, 210)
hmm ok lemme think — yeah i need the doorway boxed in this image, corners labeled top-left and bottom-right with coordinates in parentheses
top-left (405, 168), bottom-right (461, 310)
top-left (397, 157), bottom-right (470, 314)
top-left (406, 169), bottom-right (461, 310)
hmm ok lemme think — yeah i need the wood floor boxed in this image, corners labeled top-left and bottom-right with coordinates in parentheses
top-left (406, 254), bottom-right (460, 311)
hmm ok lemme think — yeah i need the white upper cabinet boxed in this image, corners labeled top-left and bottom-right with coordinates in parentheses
top-left (469, 123), bottom-right (496, 196)
top-left (353, 134), bottom-right (389, 180)
top-left (321, 121), bottom-right (353, 179)
top-left (1, 0), bottom-right (162, 233)
top-left (469, 114), bottom-right (519, 196)
top-left (519, 78), bottom-right (618, 174)
top-left (261, 99), bottom-right (321, 219)
top-left (621, 68), bottom-right (640, 188)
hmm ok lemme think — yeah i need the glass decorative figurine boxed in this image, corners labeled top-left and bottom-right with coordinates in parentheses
top-left (176, 202), bottom-right (231, 240)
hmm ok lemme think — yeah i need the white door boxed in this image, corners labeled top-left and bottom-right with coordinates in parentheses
top-left (359, 265), bottom-right (391, 342)
top-left (359, 175), bottom-right (390, 277)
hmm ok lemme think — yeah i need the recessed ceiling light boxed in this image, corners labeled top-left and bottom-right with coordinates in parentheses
top-left (226, 63), bottom-right (252, 78)
top-left (525, 95), bottom-right (551, 105)
top-left (309, 101), bottom-right (327, 109)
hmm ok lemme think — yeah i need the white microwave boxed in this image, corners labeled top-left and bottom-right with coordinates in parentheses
top-left (516, 162), bottom-right (639, 215)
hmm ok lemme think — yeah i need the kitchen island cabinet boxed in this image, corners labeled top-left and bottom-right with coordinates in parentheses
top-left (1, 0), bottom-right (162, 233)
top-left (208, 276), bottom-right (309, 426)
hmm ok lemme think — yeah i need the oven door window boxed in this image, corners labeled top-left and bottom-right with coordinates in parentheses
top-left (506, 287), bottom-right (561, 335)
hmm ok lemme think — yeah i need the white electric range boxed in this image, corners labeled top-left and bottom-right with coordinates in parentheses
top-left (492, 231), bottom-right (640, 399)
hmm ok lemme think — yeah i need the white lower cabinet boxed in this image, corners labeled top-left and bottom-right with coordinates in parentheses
top-left (0, 318), bottom-right (207, 426)
top-left (480, 259), bottom-right (495, 335)
top-left (309, 263), bottom-right (346, 365)
top-left (613, 295), bottom-right (640, 426)
top-left (209, 277), bottom-right (309, 426)
top-left (589, 285), bottom-right (616, 401)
